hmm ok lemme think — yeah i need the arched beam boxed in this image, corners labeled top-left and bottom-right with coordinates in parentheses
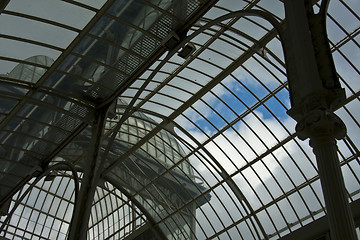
top-left (101, 8), bottom-right (285, 239)
top-left (0, 162), bottom-right (79, 235)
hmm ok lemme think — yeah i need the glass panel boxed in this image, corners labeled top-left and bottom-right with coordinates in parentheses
top-left (0, 14), bottom-right (76, 49)
top-left (0, 98), bottom-right (18, 114)
top-left (6, 0), bottom-right (95, 30)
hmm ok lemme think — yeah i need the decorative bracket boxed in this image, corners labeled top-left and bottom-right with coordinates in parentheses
top-left (295, 109), bottom-right (346, 141)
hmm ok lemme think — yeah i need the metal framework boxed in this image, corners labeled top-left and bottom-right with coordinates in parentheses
top-left (0, 0), bottom-right (359, 239)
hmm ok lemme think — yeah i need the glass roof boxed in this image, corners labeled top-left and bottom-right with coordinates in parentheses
top-left (0, 0), bottom-right (359, 239)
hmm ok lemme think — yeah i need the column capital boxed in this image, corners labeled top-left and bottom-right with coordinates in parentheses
top-left (295, 109), bottom-right (346, 141)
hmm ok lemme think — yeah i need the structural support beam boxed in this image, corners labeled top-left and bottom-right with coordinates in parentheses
top-left (284, 0), bottom-right (357, 239)
top-left (68, 107), bottom-right (108, 240)
top-left (296, 110), bottom-right (357, 240)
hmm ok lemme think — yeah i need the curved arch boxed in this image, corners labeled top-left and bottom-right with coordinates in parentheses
top-left (1, 1), bottom-right (359, 239)
top-left (100, 9), bottom-right (286, 239)
top-left (0, 162), bottom-right (79, 234)
top-left (183, 9), bottom-right (284, 47)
